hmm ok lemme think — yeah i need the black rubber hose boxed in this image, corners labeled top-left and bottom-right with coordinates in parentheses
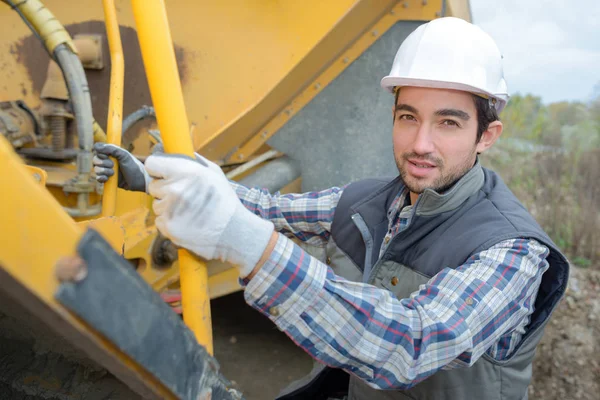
top-left (54, 44), bottom-right (94, 175)
top-left (122, 105), bottom-right (156, 134)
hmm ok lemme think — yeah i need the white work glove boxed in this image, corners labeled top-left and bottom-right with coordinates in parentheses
top-left (144, 153), bottom-right (274, 278)
top-left (93, 143), bottom-right (151, 192)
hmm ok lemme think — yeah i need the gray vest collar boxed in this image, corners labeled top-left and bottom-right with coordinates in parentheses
top-left (415, 160), bottom-right (484, 216)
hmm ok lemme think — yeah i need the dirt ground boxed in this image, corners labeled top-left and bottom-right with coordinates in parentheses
top-left (211, 293), bottom-right (313, 400)
top-left (213, 266), bottom-right (600, 400)
top-left (528, 265), bottom-right (600, 400)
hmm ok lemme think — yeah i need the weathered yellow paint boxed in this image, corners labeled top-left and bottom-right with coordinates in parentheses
top-left (101, 0), bottom-right (125, 217)
top-left (131, 0), bottom-right (213, 354)
top-left (0, 135), bottom-right (176, 399)
top-left (77, 216), bottom-right (125, 254)
top-left (10, 0), bottom-right (77, 53)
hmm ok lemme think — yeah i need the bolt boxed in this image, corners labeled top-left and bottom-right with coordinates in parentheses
top-left (151, 235), bottom-right (179, 268)
top-left (32, 173), bottom-right (41, 182)
top-left (55, 256), bottom-right (87, 282)
top-left (343, 57), bottom-right (349, 64)
top-left (261, 131), bottom-right (268, 139)
top-left (160, 240), bottom-right (178, 265)
top-left (372, 30), bottom-right (378, 37)
top-left (314, 83), bottom-right (321, 90)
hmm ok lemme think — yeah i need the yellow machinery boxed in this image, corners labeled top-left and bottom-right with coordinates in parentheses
top-left (0, 0), bottom-right (471, 398)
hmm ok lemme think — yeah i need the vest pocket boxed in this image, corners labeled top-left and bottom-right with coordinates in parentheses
top-left (372, 262), bottom-right (431, 300)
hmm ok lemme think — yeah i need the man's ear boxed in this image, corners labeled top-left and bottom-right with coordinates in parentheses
top-left (476, 121), bottom-right (503, 153)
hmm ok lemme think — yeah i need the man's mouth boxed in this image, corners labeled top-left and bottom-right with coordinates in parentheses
top-left (407, 159), bottom-right (436, 168)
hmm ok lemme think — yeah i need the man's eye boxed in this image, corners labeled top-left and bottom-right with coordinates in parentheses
top-left (442, 119), bottom-right (459, 127)
top-left (399, 114), bottom-right (416, 121)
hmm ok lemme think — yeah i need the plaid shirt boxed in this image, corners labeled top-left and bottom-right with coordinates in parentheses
top-left (234, 182), bottom-right (550, 390)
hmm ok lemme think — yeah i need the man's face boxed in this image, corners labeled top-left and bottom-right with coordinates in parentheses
top-left (392, 87), bottom-right (482, 194)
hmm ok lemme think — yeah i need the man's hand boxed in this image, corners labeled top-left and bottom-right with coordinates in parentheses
top-left (144, 153), bottom-right (274, 278)
top-left (93, 143), bottom-right (225, 192)
top-left (93, 143), bottom-right (151, 192)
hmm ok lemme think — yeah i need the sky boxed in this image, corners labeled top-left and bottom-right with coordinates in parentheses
top-left (470, 0), bottom-right (600, 104)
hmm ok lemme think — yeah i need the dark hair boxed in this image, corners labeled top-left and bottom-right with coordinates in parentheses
top-left (471, 94), bottom-right (499, 143)
top-left (394, 88), bottom-right (500, 143)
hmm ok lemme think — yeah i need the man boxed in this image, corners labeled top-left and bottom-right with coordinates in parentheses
top-left (94, 17), bottom-right (568, 400)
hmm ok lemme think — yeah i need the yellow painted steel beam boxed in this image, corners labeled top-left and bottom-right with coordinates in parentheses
top-left (0, 135), bottom-right (176, 399)
top-left (101, 0), bottom-right (124, 217)
top-left (131, 0), bottom-right (213, 354)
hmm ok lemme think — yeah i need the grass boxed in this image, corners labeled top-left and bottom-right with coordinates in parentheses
top-left (482, 145), bottom-right (599, 267)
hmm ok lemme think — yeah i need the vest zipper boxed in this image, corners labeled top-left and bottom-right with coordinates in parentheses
top-left (366, 203), bottom-right (422, 285)
top-left (350, 213), bottom-right (374, 283)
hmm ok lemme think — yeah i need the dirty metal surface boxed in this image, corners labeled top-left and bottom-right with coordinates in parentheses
top-left (56, 229), bottom-right (242, 400)
top-left (13, 20), bottom-right (187, 134)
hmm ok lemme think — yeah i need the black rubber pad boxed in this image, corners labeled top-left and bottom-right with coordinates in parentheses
top-left (56, 229), bottom-right (243, 400)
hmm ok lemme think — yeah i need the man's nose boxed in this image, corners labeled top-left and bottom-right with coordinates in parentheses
top-left (412, 124), bottom-right (435, 155)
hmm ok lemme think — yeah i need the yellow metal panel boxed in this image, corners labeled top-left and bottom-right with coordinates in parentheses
top-left (0, 135), bottom-right (176, 399)
top-left (77, 216), bottom-right (125, 253)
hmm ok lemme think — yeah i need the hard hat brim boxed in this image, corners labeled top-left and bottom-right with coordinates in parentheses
top-left (380, 76), bottom-right (508, 113)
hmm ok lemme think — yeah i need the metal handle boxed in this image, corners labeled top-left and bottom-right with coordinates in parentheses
top-left (101, 0), bottom-right (124, 217)
top-left (131, 0), bottom-right (213, 354)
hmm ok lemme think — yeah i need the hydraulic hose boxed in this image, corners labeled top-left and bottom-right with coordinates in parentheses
top-left (54, 44), bottom-right (94, 176)
top-left (122, 106), bottom-right (156, 135)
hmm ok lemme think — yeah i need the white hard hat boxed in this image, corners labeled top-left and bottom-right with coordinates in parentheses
top-left (381, 17), bottom-right (509, 112)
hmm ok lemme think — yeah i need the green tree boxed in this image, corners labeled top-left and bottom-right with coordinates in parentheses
top-left (500, 93), bottom-right (548, 142)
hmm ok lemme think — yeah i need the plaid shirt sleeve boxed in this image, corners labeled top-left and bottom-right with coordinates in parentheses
top-left (232, 181), bottom-right (345, 247)
top-left (243, 234), bottom-right (550, 390)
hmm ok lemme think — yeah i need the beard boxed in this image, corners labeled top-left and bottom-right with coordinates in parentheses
top-left (395, 150), bottom-right (476, 194)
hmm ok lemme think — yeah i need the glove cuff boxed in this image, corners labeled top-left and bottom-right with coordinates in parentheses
top-left (219, 205), bottom-right (274, 278)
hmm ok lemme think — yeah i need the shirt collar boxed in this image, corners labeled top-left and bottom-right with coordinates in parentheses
top-left (387, 159), bottom-right (485, 219)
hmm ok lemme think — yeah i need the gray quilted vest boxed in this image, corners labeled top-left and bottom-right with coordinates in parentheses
top-left (278, 163), bottom-right (569, 400)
